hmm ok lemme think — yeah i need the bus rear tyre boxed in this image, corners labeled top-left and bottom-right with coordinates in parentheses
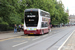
top-left (48, 29), bottom-right (51, 33)
top-left (42, 30), bottom-right (44, 35)
top-left (50, 29), bottom-right (51, 32)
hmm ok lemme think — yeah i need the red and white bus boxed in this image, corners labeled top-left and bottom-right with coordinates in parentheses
top-left (24, 9), bottom-right (51, 34)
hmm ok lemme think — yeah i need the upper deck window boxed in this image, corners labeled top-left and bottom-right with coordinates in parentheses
top-left (40, 11), bottom-right (50, 18)
top-left (25, 10), bottom-right (39, 27)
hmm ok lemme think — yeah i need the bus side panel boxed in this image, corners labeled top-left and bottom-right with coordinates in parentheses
top-left (41, 27), bottom-right (49, 34)
top-left (44, 28), bottom-right (49, 33)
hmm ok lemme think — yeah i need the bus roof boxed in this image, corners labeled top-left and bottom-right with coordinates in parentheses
top-left (25, 8), bottom-right (50, 14)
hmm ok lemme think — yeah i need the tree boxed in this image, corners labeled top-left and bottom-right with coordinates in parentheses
top-left (51, 0), bottom-right (69, 25)
top-left (0, 0), bottom-right (69, 30)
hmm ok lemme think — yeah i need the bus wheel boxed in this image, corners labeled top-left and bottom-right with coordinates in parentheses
top-left (47, 29), bottom-right (49, 33)
top-left (50, 29), bottom-right (51, 32)
top-left (48, 29), bottom-right (51, 33)
top-left (42, 30), bottom-right (44, 35)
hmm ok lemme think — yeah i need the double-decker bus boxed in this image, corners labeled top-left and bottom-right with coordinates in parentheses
top-left (24, 9), bottom-right (51, 34)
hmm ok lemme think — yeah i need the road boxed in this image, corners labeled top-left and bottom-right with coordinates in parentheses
top-left (0, 26), bottom-right (75, 50)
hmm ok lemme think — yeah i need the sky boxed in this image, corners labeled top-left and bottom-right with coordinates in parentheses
top-left (57, 0), bottom-right (75, 15)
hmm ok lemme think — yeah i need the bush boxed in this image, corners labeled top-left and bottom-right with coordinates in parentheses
top-left (0, 24), bottom-right (9, 31)
top-left (8, 27), bottom-right (14, 30)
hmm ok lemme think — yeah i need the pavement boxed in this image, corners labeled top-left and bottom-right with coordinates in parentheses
top-left (0, 31), bottom-right (24, 39)
top-left (0, 27), bottom-right (75, 50)
top-left (0, 27), bottom-right (62, 39)
top-left (60, 30), bottom-right (75, 50)
top-left (19, 27), bottom-right (75, 50)
top-left (0, 27), bottom-right (59, 39)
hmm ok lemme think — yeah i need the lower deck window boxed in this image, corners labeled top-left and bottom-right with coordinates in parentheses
top-left (41, 22), bottom-right (48, 27)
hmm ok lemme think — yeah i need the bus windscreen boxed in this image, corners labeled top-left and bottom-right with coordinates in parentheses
top-left (25, 11), bottom-right (38, 27)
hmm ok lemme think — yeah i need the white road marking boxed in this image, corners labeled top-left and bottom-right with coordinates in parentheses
top-left (58, 30), bottom-right (75, 50)
top-left (32, 37), bottom-right (41, 41)
top-left (19, 33), bottom-right (58, 50)
top-left (12, 41), bottom-right (28, 47)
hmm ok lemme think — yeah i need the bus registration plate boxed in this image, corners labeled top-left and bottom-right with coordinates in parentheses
top-left (30, 33), bottom-right (34, 34)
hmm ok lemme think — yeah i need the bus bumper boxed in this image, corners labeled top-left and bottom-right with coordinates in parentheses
top-left (24, 30), bottom-right (41, 34)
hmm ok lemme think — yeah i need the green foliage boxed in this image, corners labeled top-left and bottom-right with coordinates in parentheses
top-left (9, 13), bottom-right (22, 24)
top-left (0, 0), bottom-right (69, 30)
top-left (51, 0), bottom-right (69, 25)
top-left (0, 17), bottom-right (3, 23)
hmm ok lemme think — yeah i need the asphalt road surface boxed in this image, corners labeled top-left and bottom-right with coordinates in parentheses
top-left (0, 26), bottom-right (75, 50)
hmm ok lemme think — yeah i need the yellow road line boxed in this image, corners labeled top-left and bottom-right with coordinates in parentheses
top-left (0, 36), bottom-right (35, 42)
top-left (0, 37), bottom-right (15, 42)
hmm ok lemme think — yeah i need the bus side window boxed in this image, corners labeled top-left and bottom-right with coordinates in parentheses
top-left (41, 22), bottom-right (44, 27)
top-left (45, 22), bottom-right (48, 27)
top-left (41, 22), bottom-right (48, 27)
